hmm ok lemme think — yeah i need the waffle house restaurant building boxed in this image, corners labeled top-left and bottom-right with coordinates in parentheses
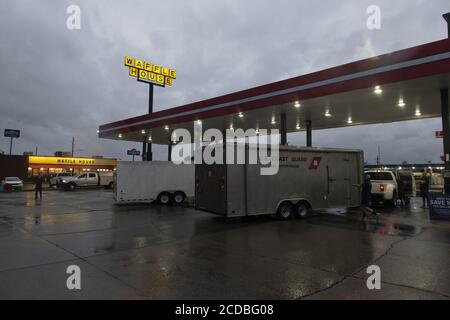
top-left (27, 156), bottom-right (117, 177)
top-left (0, 154), bottom-right (117, 181)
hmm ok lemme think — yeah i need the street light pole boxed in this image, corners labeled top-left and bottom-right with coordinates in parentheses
top-left (71, 136), bottom-right (75, 157)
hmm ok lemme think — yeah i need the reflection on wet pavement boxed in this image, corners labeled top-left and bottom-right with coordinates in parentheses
top-left (0, 191), bottom-right (449, 299)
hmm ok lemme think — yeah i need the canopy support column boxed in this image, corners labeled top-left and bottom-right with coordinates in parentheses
top-left (280, 113), bottom-right (287, 145)
top-left (441, 88), bottom-right (450, 194)
top-left (306, 120), bottom-right (312, 147)
top-left (168, 135), bottom-right (173, 162)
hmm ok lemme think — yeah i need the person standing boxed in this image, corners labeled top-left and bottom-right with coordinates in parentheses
top-left (35, 173), bottom-right (43, 199)
top-left (420, 172), bottom-right (430, 209)
top-left (361, 174), bottom-right (374, 220)
top-left (397, 176), bottom-right (406, 207)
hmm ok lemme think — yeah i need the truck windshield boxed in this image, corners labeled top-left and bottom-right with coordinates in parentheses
top-left (367, 172), bottom-right (394, 181)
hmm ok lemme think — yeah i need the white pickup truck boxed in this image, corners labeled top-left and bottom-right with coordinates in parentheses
top-left (61, 172), bottom-right (114, 191)
top-left (365, 171), bottom-right (398, 207)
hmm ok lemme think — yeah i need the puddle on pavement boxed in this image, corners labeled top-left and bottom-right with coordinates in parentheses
top-left (307, 214), bottom-right (423, 237)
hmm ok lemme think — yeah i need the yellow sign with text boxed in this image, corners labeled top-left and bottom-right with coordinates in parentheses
top-left (124, 56), bottom-right (176, 87)
top-left (29, 156), bottom-right (117, 167)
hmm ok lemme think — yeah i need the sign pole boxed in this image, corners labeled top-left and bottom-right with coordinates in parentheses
top-left (124, 56), bottom-right (176, 162)
top-left (9, 137), bottom-right (13, 155)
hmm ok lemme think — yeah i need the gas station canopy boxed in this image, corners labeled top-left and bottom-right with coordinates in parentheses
top-left (98, 39), bottom-right (450, 145)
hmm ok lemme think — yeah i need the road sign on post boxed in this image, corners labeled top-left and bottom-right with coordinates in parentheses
top-left (4, 129), bottom-right (20, 155)
top-left (127, 148), bottom-right (141, 161)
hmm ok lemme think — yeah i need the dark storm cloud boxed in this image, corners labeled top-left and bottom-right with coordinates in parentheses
top-left (0, 0), bottom-right (448, 163)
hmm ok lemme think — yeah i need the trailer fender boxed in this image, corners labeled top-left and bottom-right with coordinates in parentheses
top-left (275, 198), bottom-right (310, 211)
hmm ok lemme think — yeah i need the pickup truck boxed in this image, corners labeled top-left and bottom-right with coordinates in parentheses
top-left (365, 171), bottom-right (398, 206)
top-left (61, 172), bottom-right (114, 191)
top-left (49, 172), bottom-right (73, 188)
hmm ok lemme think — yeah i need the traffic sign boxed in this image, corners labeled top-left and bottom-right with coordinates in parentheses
top-left (127, 148), bottom-right (140, 161)
top-left (127, 149), bottom-right (140, 156)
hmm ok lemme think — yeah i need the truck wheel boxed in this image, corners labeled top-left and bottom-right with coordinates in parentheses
top-left (157, 192), bottom-right (171, 205)
top-left (173, 191), bottom-right (186, 205)
top-left (68, 183), bottom-right (76, 191)
top-left (277, 201), bottom-right (294, 220)
top-left (295, 201), bottom-right (310, 218)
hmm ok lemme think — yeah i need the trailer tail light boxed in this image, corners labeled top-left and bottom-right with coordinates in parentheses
top-left (379, 184), bottom-right (385, 192)
top-left (219, 180), bottom-right (225, 191)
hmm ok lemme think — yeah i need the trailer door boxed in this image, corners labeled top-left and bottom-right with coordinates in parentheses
top-left (195, 164), bottom-right (227, 215)
top-left (326, 154), bottom-right (351, 207)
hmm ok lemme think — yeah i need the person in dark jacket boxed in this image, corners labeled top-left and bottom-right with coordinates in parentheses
top-left (361, 174), bottom-right (375, 220)
top-left (35, 173), bottom-right (43, 199)
top-left (420, 172), bottom-right (430, 208)
top-left (397, 177), bottom-right (406, 207)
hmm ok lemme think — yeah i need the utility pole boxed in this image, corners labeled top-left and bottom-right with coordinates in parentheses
top-left (376, 145), bottom-right (381, 167)
top-left (35, 146), bottom-right (38, 156)
top-left (71, 137), bottom-right (74, 157)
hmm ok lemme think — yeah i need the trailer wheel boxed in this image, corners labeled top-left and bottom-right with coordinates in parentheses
top-left (108, 182), bottom-right (114, 189)
top-left (173, 191), bottom-right (186, 205)
top-left (295, 201), bottom-right (310, 218)
top-left (277, 201), bottom-right (294, 220)
top-left (157, 192), bottom-right (171, 205)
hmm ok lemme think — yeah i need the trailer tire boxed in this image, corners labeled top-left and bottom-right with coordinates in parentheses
top-left (173, 191), bottom-right (186, 205)
top-left (157, 192), bottom-right (171, 205)
top-left (295, 201), bottom-right (311, 218)
top-left (108, 182), bottom-right (114, 189)
top-left (277, 201), bottom-right (294, 220)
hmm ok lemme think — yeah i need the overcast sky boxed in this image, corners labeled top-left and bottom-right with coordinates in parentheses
top-left (0, 0), bottom-right (449, 164)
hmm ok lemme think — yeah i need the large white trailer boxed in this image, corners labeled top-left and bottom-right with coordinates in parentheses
top-left (114, 161), bottom-right (194, 204)
top-left (195, 146), bottom-right (364, 219)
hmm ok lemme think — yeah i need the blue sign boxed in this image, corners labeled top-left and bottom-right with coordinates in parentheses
top-left (127, 149), bottom-right (140, 156)
top-left (428, 194), bottom-right (450, 221)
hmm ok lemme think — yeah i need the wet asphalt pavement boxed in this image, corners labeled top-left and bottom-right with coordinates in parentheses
top-left (0, 189), bottom-right (449, 300)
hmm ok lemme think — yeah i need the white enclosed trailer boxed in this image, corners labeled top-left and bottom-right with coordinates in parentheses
top-left (195, 146), bottom-right (364, 219)
top-left (114, 161), bottom-right (194, 204)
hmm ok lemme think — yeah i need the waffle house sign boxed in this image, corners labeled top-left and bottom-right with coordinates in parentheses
top-left (124, 56), bottom-right (176, 87)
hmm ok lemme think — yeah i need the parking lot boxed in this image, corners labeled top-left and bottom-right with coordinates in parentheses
top-left (0, 189), bottom-right (449, 300)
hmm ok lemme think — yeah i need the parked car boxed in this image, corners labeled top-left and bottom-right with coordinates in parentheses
top-left (414, 172), bottom-right (444, 195)
top-left (61, 172), bottom-right (113, 191)
top-left (365, 171), bottom-right (398, 207)
top-left (1, 177), bottom-right (24, 191)
top-left (429, 173), bottom-right (444, 194)
top-left (49, 172), bottom-right (73, 188)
